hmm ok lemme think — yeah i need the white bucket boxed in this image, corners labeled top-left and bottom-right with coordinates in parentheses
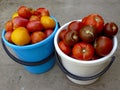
top-left (54, 20), bottom-right (118, 85)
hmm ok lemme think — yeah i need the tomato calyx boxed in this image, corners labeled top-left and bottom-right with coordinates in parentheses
top-left (72, 32), bottom-right (78, 41)
top-left (94, 16), bottom-right (101, 22)
top-left (85, 29), bottom-right (94, 37)
top-left (112, 26), bottom-right (117, 31)
top-left (64, 30), bottom-right (79, 46)
top-left (72, 42), bottom-right (94, 60)
top-left (82, 48), bottom-right (86, 53)
top-left (79, 25), bottom-right (97, 43)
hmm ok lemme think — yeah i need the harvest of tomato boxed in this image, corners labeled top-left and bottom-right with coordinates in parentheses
top-left (58, 13), bottom-right (118, 61)
top-left (4, 5), bottom-right (56, 46)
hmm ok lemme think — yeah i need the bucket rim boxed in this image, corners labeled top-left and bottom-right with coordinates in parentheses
top-left (2, 16), bottom-right (58, 49)
top-left (54, 19), bottom-right (118, 65)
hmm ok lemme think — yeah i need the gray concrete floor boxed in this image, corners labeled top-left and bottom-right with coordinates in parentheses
top-left (0, 0), bottom-right (120, 90)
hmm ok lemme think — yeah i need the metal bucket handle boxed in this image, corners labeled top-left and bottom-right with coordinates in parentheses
top-left (55, 51), bottom-right (115, 81)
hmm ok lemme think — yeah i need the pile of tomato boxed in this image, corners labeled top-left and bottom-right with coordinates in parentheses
top-left (4, 6), bottom-right (56, 46)
top-left (58, 14), bottom-right (118, 61)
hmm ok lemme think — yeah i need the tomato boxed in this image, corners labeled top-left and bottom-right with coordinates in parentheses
top-left (103, 22), bottom-right (118, 37)
top-left (5, 31), bottom-right (12, 43)
top-left (59, 29), bottom-right (67, 40)
top-left (58, 40), bottom-right (71, 55)
top-left (63, 30), bottom-right (79, 46)
top-left (5, 20), bottom-right (13, 32)
top-left (82, 14), bottom-right (104, 33)
top-left (44, 29), bottom-right (54, 37)
top-left (31, 31), bottom-right (46, 44)
top-left (18, 6), bottom-right (32, 19)
top-left (68, 21), bottom-right (83, 31)
top-left (79, 25), bottom-right (97, 43)
top-left (94, 36), bottom-right (113, 56)
top-left (36, 8), bottom-right (50, 16)
top-left (27, 20), bottom-right (43, 32)
top-left (72, 42), bottom-right (94, 60)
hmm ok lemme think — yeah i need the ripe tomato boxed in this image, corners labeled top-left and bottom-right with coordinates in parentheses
top-left (31, 31), bottom-right (46, 44)
top-left (79, 25), bottom-right (97, 43)
top-left (82, 14), bottom-right (104, 33)
top-left (94, 36), bottom-right (113, 56)
top-left (27, 20), bottom-right (43, 32)
top-left (68, 21), bottom-right (83, 31)
top-left (103, 22), bottom-right (118, 37)
top-left (63, 30), bottom-right (79, 46)
top-left (72, 42), bottom-right (94, 60)
top-left (5, 20), bottom-right (13, 32)
top-left (59, 29), bottom-right (67, 40)
top-left (5, 31), bottom-right (12, 43)
top-left (18, 6), bottom-right (32, 19)
top-left (58, 40), bottom-right (71, 55)
top-left (44, 29), bottom-right (54, 37)
top-left (36, 8), bottom-right (50, 16)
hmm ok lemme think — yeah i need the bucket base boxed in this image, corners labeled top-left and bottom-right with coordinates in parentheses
top-left (66, 75), bottom-right (98, 85)
top-left (23, 56), bottom-right (55, 74)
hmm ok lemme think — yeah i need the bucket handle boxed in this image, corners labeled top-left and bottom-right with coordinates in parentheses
top-left (55, 51), bottom-right (115, 81)
top-left (1, 38), bottom-right (54, 66)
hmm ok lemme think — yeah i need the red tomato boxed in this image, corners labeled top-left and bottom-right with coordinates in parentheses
top-left (59, 29), bottom-right (67, 40)
top-left (18, 6), bottom-right (32, 19)
top-left (68, 21), bottom-right (82, 31)
top-left (72, 42), bottom-right (94, 60)
top-left (44, 29), bottom-right (54, 37)
top-left (58, 40), bottom-right (71, 55)
top-left (27, 20), bottom-right (43, 32)
top-left (31, 31), bottom-right (46, 44)
top-left (94, 36), bottom-right (113, 56)
top-left (82, 14), bottom-right (104, 33)
top-left (5, 20), bottom-right (13, 32)
top-left (5, 31), bottom-right (12, 43)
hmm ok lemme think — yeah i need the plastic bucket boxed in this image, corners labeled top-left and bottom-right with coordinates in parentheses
top-left (54, 20), bottom-right (118, 85)
top-left (2, 16), bottom-right (59, 74)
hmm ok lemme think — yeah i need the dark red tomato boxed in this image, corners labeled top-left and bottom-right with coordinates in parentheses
top-left (94, 36), bottom-right (113, 56)
top-left (68, 21), bottom-right (83, 31)
top-left (79, 25), bottom-right (97, 43)
top-left (72, 42), bottom-right (94, 60)
top-left (82, 14), bottom-right (104, 33)
top-left (58, 40), bottom-right (71, 55)
top-left (64, 30), bottom-right (79, 46)
top-left (103, 22), bottom-right (118, 37)
top-left (59, 29), bottom-right (67, 40)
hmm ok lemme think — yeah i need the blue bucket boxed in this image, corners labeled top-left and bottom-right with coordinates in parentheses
top-left (1, 16), bottom-right (59, 74)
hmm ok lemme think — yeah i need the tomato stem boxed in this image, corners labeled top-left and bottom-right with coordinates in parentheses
top-left (86, 30), bottom-right (94, 36)
top-left (72, 35), bottom-right (77, 40)
top-left (95, 17), bottom-right (100, 22)
top-left (112, 26), bottom-right (116, 31)
top-left (82, 49), bottom-right (86, 53)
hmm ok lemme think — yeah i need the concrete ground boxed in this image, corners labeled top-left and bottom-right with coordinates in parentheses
top-left (0, 0), bottom-right (120, 90)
